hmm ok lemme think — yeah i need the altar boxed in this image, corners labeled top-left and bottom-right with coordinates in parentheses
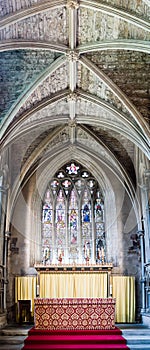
top-left (15, 264), bottom-right (135, 323)
top-left (34, 297), bottom-right (116, 330)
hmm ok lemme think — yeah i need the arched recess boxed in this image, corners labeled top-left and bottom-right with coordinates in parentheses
top-left (7, 143), bottom-right (138, 273)
top-left (29, 149), bottom-right (118, 268)
top-left (7, 120), bottom-right (141, 275)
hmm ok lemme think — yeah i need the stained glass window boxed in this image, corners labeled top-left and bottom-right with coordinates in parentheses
top-left (81, 191), bottom-right (92, 261)
top-left (42, 190), bottom-right (52, 264)
top-left (41, 161), bottom-right (105, 264)
top-left (95, 195), bottom-right (105, 263)
top-left (56, 190), bottom-right (66, 261)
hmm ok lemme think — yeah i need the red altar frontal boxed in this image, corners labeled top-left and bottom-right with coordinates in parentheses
top-left (34, 298), bottom-right (116, 330)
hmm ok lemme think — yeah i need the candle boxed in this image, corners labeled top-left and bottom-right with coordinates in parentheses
top-left (110, 285), bottom-right (112, 296)
top-left (36, 284), bottom-right (39, 296)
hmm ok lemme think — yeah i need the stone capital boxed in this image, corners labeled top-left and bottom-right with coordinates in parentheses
top-left (67, 92), bottom-right (77, 102)
top-left (137, 230), bottom-right (145, 238)
top-left (68, 120), bottom-right (77, 127)
top-left (66, 0), bottom-right (80, 10)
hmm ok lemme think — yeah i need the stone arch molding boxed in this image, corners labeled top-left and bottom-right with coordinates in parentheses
top-left (9, 125), bottom-right (140, 230)
top-left (19, 124), bottom-right (135, 196)
top-left (0, 40), bottom-right (150, 55)
top-left (2, 87), bottom-right (149, 158)
top-left (30, 148), bottom-right (119, 265)
top-left (0, 0), bottom-right (149, 149)
top-left (28, 145), bottom-right (139, 265)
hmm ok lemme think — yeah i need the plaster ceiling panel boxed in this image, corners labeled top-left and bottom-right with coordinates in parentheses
top-left (91, 125), bottom-right (135, 162)
top-left (78, 7), bottom-right (150, 45)
top-left (102, 0), bottom-right (150, 19)
top-left (0, 8), bottom-right (68, 44)
top-left (77, 125), bottom-right (136, 183)
top-left (78, 64), bottom-right (125, 107)
top-left (18, 99), bottom-right (69, 126)
top-left (21, 127), bottom-right (58, 165)
top-left (0, 0), bottom-right (45, 17)
top-left (0, 0), bottom-right (149, 20)
top-left (0, 50), bottom-right (60, 124)
top-left (16, 61), bottom-right (68, 118)
top-left (10, 125), bottom-right (55, 184)
top-left (76, 100), bottom-right (147, 156)
top-left (76, 98), bottom-right (129, 126)
top-left (41, 127), bottom-right (70, 155)
top-left (35, 125), bottom-right (119, 175)
top-left (3, 100), bottom-right (69, 147)
top-left (85, 50), bottom-right (150, 124)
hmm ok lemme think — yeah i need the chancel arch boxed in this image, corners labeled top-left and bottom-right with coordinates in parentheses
top-left (25, 149), bottom-right (138, 274)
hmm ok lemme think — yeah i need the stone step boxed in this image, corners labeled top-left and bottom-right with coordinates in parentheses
top-left (126, 337), bottom-right (150, 344)
top-left (121, 328), bottom-right (150, 350)
top-left (0, 324), bottom-right (150, 350)
top-left (129, 346), bottom-right (150, 350)
top-left (0, 344), bottom-right (23, 350)
top-left (0, 335), bottom-right (26, 344)
top-left (0, 325), bottom-right (31, 350)
top-left (1, 327), bottom-right (30, 336)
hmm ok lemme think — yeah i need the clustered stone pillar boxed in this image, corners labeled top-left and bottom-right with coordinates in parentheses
top-left (0, 168), bottom-right (10, 327)
top-left (0, 182), bottom-right (7, 314)
top-left (137, 230), bottom-right (146, 313)
top-left (145, 263), bottom-right (150, 312)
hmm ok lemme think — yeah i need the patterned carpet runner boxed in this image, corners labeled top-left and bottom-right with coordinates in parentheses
top-left (22, 327), bottom-right (129, 349)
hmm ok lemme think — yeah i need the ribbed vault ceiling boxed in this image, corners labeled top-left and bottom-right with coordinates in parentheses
top-left (0, 0), bottom-right (150, 196)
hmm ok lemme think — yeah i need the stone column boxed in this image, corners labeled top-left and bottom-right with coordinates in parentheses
top-left (145, 263), bottom-right (150, 312)
top-left (0, 182), bottom-right (8, 314)
top-left (143, 170), bottom-right (150, 262)
top-left (3, 231), bottom-right (11, 311)
top-left (0, 167), bottom-right (9, 327)
top-left (137, 230), bottom-right (146, 313)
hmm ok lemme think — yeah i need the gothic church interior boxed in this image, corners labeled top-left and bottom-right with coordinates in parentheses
top-left (0, 0), bottom-right (150, 327)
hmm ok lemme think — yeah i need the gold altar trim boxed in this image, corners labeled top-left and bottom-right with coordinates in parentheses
top-left (35, 270), bottom-right (109, 274)
top-left (34, 263), bottom-right (113, 272)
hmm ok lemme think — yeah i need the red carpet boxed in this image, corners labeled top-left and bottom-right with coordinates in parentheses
top-left (21, 327), bottom-right (129, 349)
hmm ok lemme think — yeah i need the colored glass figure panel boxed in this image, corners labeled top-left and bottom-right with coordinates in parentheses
top-left (81, 191), bottom-right (92, 261)
top-left (42, 193), bottom-right (52, 264)
top-left (69, 189), bottom-right (78, 245)
top-left (55, 190), bottom-right (66, 262)
top-left (95, 199), bottom-right (104, 222)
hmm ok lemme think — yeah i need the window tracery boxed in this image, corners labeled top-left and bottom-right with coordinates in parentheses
top-left (42, 161), bottom-right (106, 265)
